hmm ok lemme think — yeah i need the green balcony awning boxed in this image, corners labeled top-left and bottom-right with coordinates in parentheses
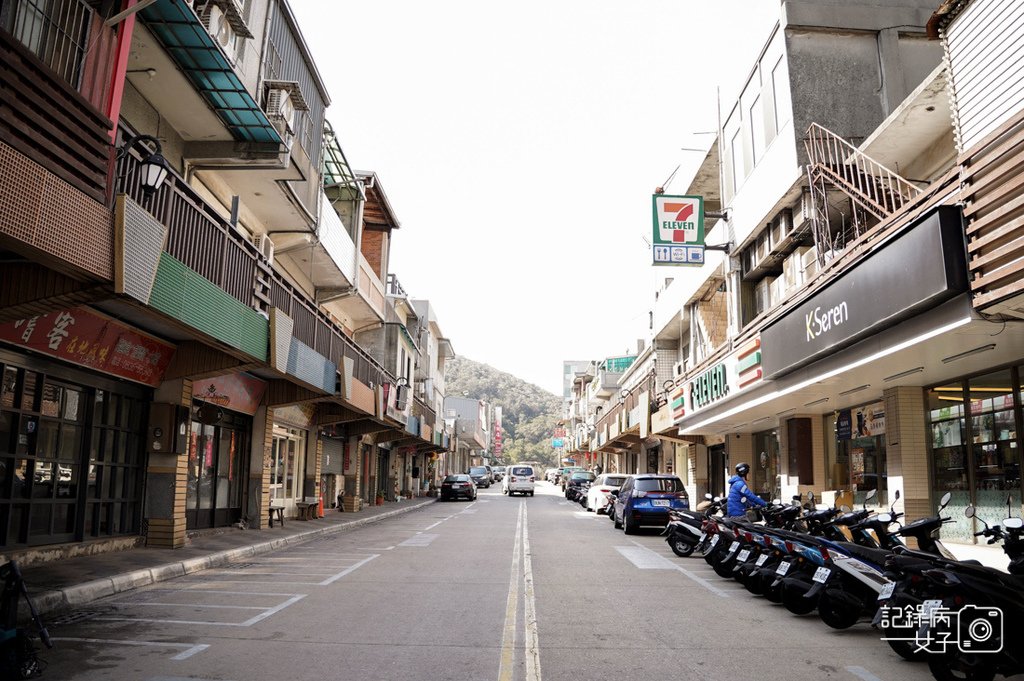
top-left (140, 0), bottom-right (282, 145)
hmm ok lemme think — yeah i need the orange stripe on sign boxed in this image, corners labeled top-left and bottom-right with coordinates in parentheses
top-left (737, 337), bottom-right (761, 360)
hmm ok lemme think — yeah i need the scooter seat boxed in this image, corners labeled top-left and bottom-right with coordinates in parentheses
top-left (832, 541), bottom-right (891, 567)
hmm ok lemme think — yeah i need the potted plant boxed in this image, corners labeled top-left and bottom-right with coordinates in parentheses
top-left (375, 491), bottom-right (385, 506)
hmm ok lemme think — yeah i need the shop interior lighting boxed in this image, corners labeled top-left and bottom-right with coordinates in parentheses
top-left (941, 344), bottom-right (996, 364)
top-left (883, 366), bottom-right (924, 382)
top-left (936, 395), bottom-right (964, 402)
top-left (933, 386), bottom-right (1009, 392)
top-left (776, 407), bottom-right (796, 416)
top-left (839, 384), bottom-right (871, 396)
top-left (804, 397), bottom-right (830, 407)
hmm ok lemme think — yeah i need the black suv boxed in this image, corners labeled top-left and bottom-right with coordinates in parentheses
top-left (467, 465), bottom-right (492, 488)
top-left (564, 470), bottom-right (596, 499)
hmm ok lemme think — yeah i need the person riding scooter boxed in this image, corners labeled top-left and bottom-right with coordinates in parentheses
top-left (727, 462), bottom-right (767, 517)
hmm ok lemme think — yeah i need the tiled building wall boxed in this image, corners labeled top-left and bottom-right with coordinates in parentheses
top-left (885, 385), bottom-right (930, 522)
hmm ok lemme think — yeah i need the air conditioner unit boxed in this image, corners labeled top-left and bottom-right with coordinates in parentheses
top-left (672, 361), bottom-right (686, 378)
top-left (252, 234), bottom-right (275, 265)
top-left (201, 4), bottom-right (238, 55)
top-left (265, 86), bottom-right (295, 149)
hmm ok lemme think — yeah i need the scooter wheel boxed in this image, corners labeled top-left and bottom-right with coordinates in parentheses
top-left (781, 582), bottom-right (818, 615)
top-left (712, 556), bottom-right (735, 579)
top-left (743, 570), bottom-right (764, 595)
top-left (927, 656), bottom-right (995, 681)
top-left (817, 591), bottom-right (861, 630)
top-left (763, 577), bottom-right (783, 603)
top-left (669, 537), bottom-right (694, 557)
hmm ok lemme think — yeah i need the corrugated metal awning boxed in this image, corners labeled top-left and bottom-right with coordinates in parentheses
top-left (140, 0), bottom-right (282, 145)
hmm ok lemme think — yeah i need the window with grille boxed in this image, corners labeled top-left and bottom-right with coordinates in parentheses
top-left (0, 0), bottom-right (91, 87)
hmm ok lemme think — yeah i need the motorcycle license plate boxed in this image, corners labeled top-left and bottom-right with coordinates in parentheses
top-left (727, 541), bottom-right (740, 555)
top-left (776, 561), bottom-right (791, 576)
top-left (698, 532), bottom-right (706, 543)
top-left (710, 535), bottom-right (720, 548)
top-left (756, 554), bottom-right (769, 567)
top-left (812, 567), bottom-right (831, 584)
top-left (652, 499), bottom-right (670, 507)
top-left (737, 549), bottom-right (751, 563)
top-left (877, 581), bottom-right (896, 601)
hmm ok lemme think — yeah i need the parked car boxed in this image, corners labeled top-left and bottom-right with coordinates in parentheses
top-left (585, 473), bottom-right (628, 513)
top-left (467, 465), bottom-right (492, 488)
top-left (564, 471), bottom-right (596, 499)
top-left (559, 466), bottom-right (584, 490)
top-left (440, 474), bottom-right (477, 501)
top-left (492, 466), bottom-right (506, 482)
top-left (503, 465), bottom-right (536, 496)
top-left (611, 474), bottom-right (689, 534)
top-left (544, 468), bottom-right (560, 483)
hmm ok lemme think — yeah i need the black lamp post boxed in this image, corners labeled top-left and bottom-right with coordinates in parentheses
top-left (117, 134), bottom-right (170, 201)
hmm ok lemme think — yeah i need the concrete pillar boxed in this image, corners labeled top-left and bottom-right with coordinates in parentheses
top-left (884, 386), bottom-right (929, 521)
top-left (692, 442), bottom-right (709, 500)
top-left (145, 379), bottom-right (192, 548)
top-left (248, 406), bottom-right (273, 529)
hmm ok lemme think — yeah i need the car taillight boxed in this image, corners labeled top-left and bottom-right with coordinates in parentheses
top-left (675, 492), bottom-right (687, 500)
top-left (529, 477), bottom-right (534, 482)
top-left (599, 488), bottom-right (611, 493)
top-left (511, 476), bottom-right (517, 482)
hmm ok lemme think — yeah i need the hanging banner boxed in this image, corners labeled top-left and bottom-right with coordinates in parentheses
top-left (0, 307), bottom-right (175, 387)
top-left (651, 194), bottom-right (705, 266)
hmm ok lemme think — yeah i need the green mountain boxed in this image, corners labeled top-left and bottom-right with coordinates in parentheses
top-left (445, 356), bottom-right (562, 467)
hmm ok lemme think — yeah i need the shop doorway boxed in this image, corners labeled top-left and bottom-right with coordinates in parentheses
top-left (269, 426), bottom-right (306, 515)
top-left (709, 444), bottom-right (727, 497)
top-left (186, 417), bottom-right (247, 529)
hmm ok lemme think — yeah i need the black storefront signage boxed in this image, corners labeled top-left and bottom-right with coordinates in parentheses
top-left (761, 206), bottom-right (968, 379)
top-left (690, 363), bottom-right (729, 410)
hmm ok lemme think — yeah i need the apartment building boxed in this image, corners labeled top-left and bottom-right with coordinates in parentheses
top-left (0, 0), bottom-right (453, 557)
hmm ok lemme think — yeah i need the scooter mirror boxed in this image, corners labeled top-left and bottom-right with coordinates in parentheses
top-left (1005, 517), bottom-right (1024, 529)
top-left (877, 513), bottom-right (892, 523)
top-left (865, 488), bottom-right (877, 502)
top-left (705, 493), bottom-right (714, 500)
top-left (964, 505), bottom-right (976, 518)
top-left (840, 505), bottom-right (852, 513)
top-left (772, 498), bottom-right (781, 505)
top-left (894, 489), bottom-right (900, 501)
top-left (808, 491), bottom-right (816, 504)
top-left (940, 491), bottom-right (952, 510)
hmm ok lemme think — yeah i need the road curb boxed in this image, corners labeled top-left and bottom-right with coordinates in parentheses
top-left (30, 499), bottom-right (436, 620)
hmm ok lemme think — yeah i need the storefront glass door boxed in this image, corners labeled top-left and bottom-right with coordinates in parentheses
top-left (187, 416), bottom-right (248, 529)
top-left (270, 426), bottom-right (306, 513)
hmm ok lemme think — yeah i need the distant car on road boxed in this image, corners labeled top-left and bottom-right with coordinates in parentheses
top-left (545, 468), bottom-right (559, 483)
top-left (564, 471), bottom-right (596, 499)
top-left (440, 474), bottom-right (477, 501)
top-left (467, 466), bottom-right (492, 488)
top-left (611, 474), bottom-right (689, 534)
top-left (586, 473), bottom-right (628, 513)
top-left (559, 467), bottom-right (584, 490)
top-left (503, 465), bottom-right (536, 496)
top-left (492, 466), bottom-right (506, 482)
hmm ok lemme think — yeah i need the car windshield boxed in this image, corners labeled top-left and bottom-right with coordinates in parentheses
top-left (571, 472), bottom-right (595, 481)
top-left (635, 478), bottom-right (683, 493)
top-left (444, 475), bottom-right (470, 482)
top-left (494, 467), bottom-right (506, 472)
top-left (511, 467), bottom-right (532, 476)
top-left (603, 476), bottom-right (627, 487)
top-left (469, 467), bottom-right (488, 475)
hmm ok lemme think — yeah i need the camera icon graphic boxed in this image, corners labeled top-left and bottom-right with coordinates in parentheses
top-left (956, 605), bottom-right (1003, 653)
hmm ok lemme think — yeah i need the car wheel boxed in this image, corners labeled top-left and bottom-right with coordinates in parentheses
top-left (529, 492), bottom-right (534, 497)
top-left (623, 511), bottom-right (638, 535)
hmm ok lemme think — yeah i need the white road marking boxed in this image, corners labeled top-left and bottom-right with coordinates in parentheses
top-left (318, 554), bottom-right (379, 585)
top-left (521, 504), bottom-right (542, 681)
top-left (399, 534), bottom-right (439, 547)
top-left (52, 637), bottom-right (210, 660)
top-left (625, 540), bottom-right (731, 598)
top-left (616, 546), bottom-right (678, 569)
top-left (846, 666), bottom-right (885, 681)
top-left (96, 594), bottom-right (307, 627)
top-left (572, 512), bottom-right (598, 519)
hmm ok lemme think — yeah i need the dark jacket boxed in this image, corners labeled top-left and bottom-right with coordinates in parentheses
top-left (727, 475), bottom-right (766, 516)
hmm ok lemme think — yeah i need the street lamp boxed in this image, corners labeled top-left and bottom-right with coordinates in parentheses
top-left (116, 134), bottom-right (169, 201)
top-left (396, 376), bottom-right (409, 388)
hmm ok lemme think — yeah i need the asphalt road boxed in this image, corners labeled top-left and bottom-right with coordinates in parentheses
top-left (40, 481), bottom-right (940, 681)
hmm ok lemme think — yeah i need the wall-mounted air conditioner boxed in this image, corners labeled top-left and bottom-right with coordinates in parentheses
top-left (252, 234), bottom-right (275, 265)
top-left (263, 81), bottom-right (309, 152)
top-left (201, 4), bottom-right (238, 55)
top-left (672, 361), bottom-right (687, 378)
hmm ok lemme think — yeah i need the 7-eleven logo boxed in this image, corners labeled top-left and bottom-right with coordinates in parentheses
top-left (654, 195), bottom-right (702, 244)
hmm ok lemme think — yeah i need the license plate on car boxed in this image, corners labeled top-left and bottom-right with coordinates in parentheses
top-left (812, 567), bottom-right (831, 584)
top-left (737, 549), bottom-right (751, 562)
top-left (710, 535), bottom-right (720, 548)
top-left (756, 554), bottom-right (769, 567)
top-left (652, 499), bottom-right (670, 507)
top-left (878, 581), bottom-right (896, 600)
top-left (776, 561), bottom-right (791, 576)
top-left (727, 541), bottom-right (740, 554)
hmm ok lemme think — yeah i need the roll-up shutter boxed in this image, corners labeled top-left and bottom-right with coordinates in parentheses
top-left (945, 0), bottom-right (1024, 152)
top-left (322, 438), bottom-right (344, 475)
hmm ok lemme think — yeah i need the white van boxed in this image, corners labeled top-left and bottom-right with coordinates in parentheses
top-left (502, 465), bottom-right (536, 496)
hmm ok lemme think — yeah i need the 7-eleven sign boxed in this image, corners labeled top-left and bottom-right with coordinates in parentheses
top-left (652, 195), bottom-right (705, 246)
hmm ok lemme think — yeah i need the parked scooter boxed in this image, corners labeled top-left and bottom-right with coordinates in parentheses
top-left (663, 494), bottom-right (724, 557)
top-left (1, 561), bottom-right (52, 680)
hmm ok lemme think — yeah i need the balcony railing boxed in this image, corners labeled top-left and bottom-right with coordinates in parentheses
top-left (386, 273), bottom-right (406, 297)
top-left (117, 128), bottom-right (392, 390)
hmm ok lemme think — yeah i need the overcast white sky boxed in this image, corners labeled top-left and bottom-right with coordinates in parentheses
top-left (292, 1), bottom-right (781, 395)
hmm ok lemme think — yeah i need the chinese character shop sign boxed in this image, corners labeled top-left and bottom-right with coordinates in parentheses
top-left (0, 307), bottom-right (175, 387)
top-left (652, 194), bottom-right (705, 266)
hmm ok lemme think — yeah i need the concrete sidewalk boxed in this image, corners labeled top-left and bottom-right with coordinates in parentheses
top-left (16, 498), bottom-right (437, 621)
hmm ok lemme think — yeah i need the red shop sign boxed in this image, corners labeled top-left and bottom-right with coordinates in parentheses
top-left (0, 307), bottom-right (175, 387)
